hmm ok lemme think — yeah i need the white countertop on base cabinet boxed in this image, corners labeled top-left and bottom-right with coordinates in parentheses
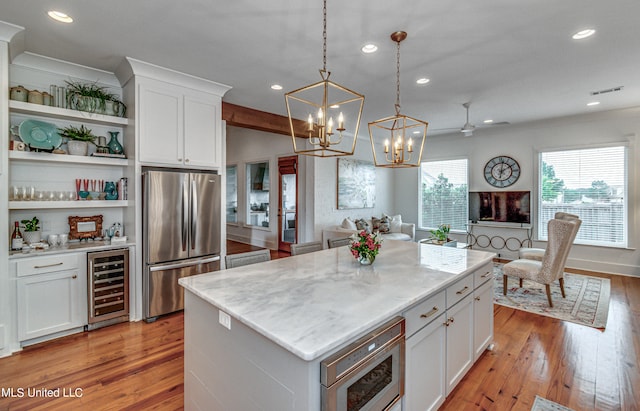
top-left (180, 240), bottom-right (495, 361)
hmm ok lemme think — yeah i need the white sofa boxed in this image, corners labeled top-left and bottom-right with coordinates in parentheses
top-left (322, 216), bottom-right (415, 247)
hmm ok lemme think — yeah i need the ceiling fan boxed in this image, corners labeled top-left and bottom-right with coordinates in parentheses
top-left (460, 102), bottom-right (475, 136)
top-left (433, 102), bottom-right (509, 136)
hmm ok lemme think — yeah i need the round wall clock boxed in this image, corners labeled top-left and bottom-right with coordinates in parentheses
top-left (484, 155), bottom-right (520, 187)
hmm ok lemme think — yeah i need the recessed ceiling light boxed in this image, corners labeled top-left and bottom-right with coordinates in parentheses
top-left (270, 84), bottom-right (283, 90)
top-left (572, 29), bottom-right (595, 40)
top-left (48, 10), bottom-right (73, 23)
top-left (361, 44), bottom-right (378, 53)
top-left (587, 101), bottom-right (600, 106)
top-left (416, 78), bottom-right (430, 85)
top-left (483, 119), bottom-right (494, 124)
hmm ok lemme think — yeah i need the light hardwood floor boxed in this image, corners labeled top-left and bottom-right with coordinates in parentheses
top-left (0, 243), bottom-right (638, 410)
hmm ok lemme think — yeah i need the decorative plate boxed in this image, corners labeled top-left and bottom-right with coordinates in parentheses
top-left (18, 119), bottom-right (63, 150)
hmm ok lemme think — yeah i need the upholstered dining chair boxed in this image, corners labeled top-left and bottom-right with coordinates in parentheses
top-left (518, 212), bottom-right (580, 261)
top-left (503, 218), bottom-right (581, 307)
top-left (225, 249), bottom-right (271, 269)
top-left (290, 241), bottom-right (323, 256)
top-left (327, 237), bottom-right (352, 249)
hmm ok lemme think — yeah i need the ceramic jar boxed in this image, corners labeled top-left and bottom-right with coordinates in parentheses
top-left (28, 90), bottom-right (44, 105)
top-left (10, 85), bottom-right (28, 102)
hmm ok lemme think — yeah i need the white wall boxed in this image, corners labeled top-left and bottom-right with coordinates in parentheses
top-left (226, 128), bottom-right (396, 248)
top-left (394, 106), bottom-right (640, 276)
top-left (226, 126), bottom-right (308, 249)
top-left (312, 138), bottom-right (395, 236)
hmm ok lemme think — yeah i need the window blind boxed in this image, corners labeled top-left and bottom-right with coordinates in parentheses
top-left (539, 146), bottom-right (627, 247)
top-left (420, 159), bottom-right (468, 231)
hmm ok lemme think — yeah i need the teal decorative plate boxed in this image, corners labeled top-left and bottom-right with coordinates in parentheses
top-left (18, 119), bottom-right (62, 150)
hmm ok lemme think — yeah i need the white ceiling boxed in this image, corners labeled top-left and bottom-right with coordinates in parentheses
top-left (2, 0), bottom-right (640, 136)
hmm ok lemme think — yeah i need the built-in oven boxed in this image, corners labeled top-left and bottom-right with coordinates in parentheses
top-left (321, 316), bottom-right (405, 411)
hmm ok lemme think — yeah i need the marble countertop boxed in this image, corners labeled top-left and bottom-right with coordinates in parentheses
top-left (179, 240), bottom-right (495, 361)
top-left (9, 240), bottom-right (134, 259)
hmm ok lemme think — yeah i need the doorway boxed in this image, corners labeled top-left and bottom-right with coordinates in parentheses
top-left (278, 155), bottom-right (298, 252)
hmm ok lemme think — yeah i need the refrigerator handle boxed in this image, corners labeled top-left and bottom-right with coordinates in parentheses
top-left (182, 178), bottom-right (189, 252)
top-left (191, 179), bottom-right (198, 250)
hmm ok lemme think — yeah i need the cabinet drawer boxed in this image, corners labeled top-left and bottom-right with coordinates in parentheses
top-left (474, 263), bottom-right (494, 288)
top-left (447, 275), bottom-right (474, 308)
top-left (403, 290), bottom-right (445, 338)
top-left (17, 254), bottom-right (79, 277)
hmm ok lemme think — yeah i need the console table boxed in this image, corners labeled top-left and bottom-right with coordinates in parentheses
top-left (466, 222), bottom-right (532, 251)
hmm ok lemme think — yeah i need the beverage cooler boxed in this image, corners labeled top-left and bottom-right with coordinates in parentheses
top-left (87, 249), bottom-right (129, 330)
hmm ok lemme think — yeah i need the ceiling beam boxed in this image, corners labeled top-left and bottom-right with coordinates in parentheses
top-left (222, 102), bottom-right (308, 138)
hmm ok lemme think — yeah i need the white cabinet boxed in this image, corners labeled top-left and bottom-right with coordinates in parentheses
top-left (404, 313), bottom-right (446, 411)
top-left (445, 294), bottom-right (474, 395)
top-left (403, 263), bottom-right (494, 410)
top-left (138, 77), bottom-right (222, 169)
top-left (473, 270), bottom-right (494, 361)
top-left (16, 253), bottom-right (87, 342)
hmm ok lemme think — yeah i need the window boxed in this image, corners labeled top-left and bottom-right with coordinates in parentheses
top-left (539, 146), bottom-right (627, 247)
top-left (420, 159), bottom-right (468, 231)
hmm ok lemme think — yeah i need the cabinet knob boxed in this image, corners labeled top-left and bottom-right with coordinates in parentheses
top-left (185, 158), bottom-right (190, 163)
top-left (178, 158), bottom-right (182, 162)
top-left (72, 275), bottom-right (77, 279)
top-left (475, 297), bottom-right (481, 301)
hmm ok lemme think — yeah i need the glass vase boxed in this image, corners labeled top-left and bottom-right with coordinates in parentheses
top-left (107, 131), bottom-right (124, 155)
top-left (358, 255), bottom-right (375, 265)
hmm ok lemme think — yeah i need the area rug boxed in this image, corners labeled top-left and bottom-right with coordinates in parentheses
top-left (531, 395), bottom-right (575, 411)
top-left (493, 263), bottom-right (610, 329)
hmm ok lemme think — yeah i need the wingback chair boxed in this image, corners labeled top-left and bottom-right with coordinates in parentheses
top-left (518, 212), bottom-right (580, 261)
top-left (503, 218), bottom-right (581, 307)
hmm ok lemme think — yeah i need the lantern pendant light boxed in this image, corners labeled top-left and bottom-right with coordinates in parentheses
top-left (285, 0), bottom-right (365, 157)
top-left (368, 31), bottom-right (428, 168)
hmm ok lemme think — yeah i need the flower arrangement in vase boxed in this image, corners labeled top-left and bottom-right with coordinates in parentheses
top-left (349, 230), bottom-right (382, 265)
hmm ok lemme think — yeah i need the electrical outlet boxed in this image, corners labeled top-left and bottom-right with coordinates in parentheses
top-left (218, 310), bottom-right (231, 330)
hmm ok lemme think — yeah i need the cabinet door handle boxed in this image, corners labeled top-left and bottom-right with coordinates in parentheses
top-left (481, 271), bottom-right (491, 278)
top-left (420, 306), bottom-right (439, 319)
top-left (72, 275), bottom-right (77, 279)
top-left (34, 262), bottom-right (63, 269)
top-left (456, 286), bottom-right (469, 295)
top-left (443, 317), bottom-right (455, 327)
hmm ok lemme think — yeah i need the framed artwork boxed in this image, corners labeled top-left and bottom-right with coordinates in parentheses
top-left (337, 158), bottom-right (376, 209)
top-left (68, 215), bottom-right (103, 240)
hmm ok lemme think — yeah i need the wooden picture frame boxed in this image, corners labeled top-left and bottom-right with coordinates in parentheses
top-left (68, 215), bottom-right (103, 240)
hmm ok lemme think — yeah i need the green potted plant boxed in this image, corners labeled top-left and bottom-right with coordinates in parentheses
top-left (65, 80), bottom-right (126, 117)
top-left (59, 124), bottom-right (97, 156)
top-left (21, 216), bottom-right (41, 244)
top-left (429, 224), bottom-right (451, 244)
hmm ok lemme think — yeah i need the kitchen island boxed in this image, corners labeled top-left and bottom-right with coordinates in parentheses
top-left (179, 240), bottom-right (495, 411)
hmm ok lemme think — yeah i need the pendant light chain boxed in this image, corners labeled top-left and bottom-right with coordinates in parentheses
top-left (395, 38), bottom-right (401, 115)
top-left (322, 0), bottom-right (327, 73)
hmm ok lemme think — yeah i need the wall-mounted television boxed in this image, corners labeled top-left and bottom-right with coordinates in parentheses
top-left (469, 191), bottom-right (531, 224)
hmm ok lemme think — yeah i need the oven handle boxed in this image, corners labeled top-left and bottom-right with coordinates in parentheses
top-left (321, 316), bottom-right (405, 387)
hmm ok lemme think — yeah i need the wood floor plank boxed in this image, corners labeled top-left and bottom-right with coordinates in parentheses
top-left (1, 242), bottom-right (639, 410)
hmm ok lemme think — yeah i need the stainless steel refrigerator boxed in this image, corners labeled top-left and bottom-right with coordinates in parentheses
top-left (142, 168), bottom-right (221, 321)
